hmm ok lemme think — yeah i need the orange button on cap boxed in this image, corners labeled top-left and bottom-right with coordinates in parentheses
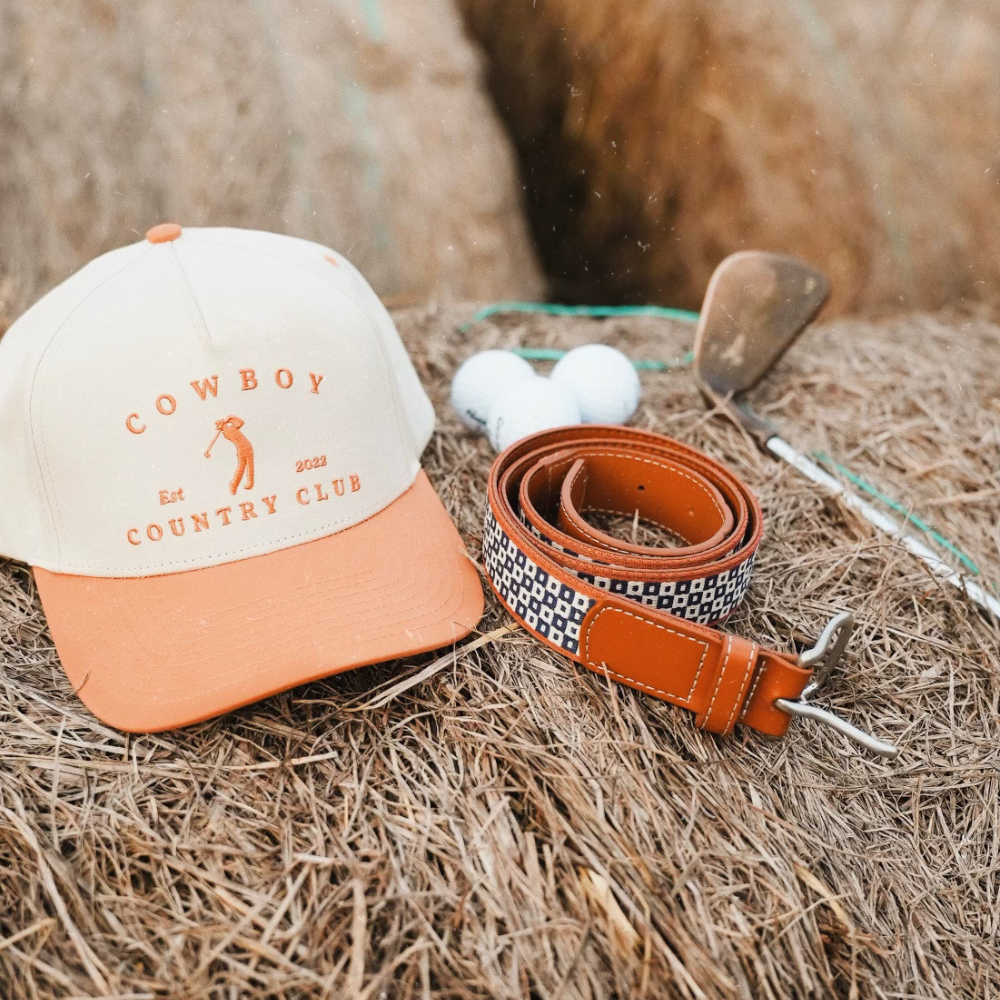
top-left (146, 223), bottom-right (182, 244)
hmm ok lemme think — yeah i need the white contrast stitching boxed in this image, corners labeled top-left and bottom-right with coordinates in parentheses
top-left (568, 495), bottom-right (670, 533)
top-left (567, 451), bottom-right (727, 520)
top-left (571, 505), bottom-right (690, 546)
top-left (725, 642), bottom-right (758, 732)
top-left (567, 511), bottom-right (633, 550)
top-left (582, 605), bottom-right (710, 703)
top-left (739, 657), bottom-right (766, 722)
top-left (590, 664), bottom-right (696, 701)
top-left (702, 634), bottom-right (733, 728)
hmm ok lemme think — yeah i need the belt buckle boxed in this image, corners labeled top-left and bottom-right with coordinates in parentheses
top-left (775, 612), bottom-right (899, 760)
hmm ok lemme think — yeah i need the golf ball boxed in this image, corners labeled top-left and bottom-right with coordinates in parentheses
top-left (486, 376), bottom-right (582, 452)
top-left (551, 344), bottom-right (641, 424)
top-left (450, 350), bottom-right (535, 431)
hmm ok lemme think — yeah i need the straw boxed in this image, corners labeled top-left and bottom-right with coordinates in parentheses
top-left (1, 300), bottom-right (997, 996)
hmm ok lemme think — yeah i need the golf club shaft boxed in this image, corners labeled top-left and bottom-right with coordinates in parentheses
top-left (766, 435), bottom-right (1000, 620)
top-left (205, 428), bottom-right (222, 457)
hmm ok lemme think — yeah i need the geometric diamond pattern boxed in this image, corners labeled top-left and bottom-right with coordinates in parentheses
top-left (582, 550), bottom-right (754, 625)
top-left (484, 507), bottom-right (755, 653)
top-left (483, 508), bottom-right (593, 655)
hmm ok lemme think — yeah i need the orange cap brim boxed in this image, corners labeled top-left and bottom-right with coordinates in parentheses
top-left (34, 471), bottom-right (484, 731)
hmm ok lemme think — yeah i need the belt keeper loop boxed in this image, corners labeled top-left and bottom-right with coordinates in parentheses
top-left (557, 458), bottom-right (589, 534)
top-left (695, 634), bottom-right (760, 735)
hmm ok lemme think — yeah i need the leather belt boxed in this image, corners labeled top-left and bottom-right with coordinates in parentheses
top-left (484, 425), bottom-right (861, 743)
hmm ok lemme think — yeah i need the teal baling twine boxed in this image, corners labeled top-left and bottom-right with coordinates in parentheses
top-left (513, 346), bottom-right (694, 371)
top-left (464, 301), bottom-right (698, 370)
top-left (465, 299), bottom-right (988, 585)
top-left (466, 301), bottom-right (701, 326)
top-left (812, 452), bottom-right (982, 577)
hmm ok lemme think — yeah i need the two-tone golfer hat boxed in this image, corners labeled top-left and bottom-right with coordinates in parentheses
top-left (0, 224), bottom-right (484, 731)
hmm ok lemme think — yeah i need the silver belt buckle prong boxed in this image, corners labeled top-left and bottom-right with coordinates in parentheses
top-left (775, 611), bottom-right (900, 760)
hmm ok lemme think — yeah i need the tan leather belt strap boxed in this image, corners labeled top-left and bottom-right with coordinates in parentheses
top-left (483, 425), bottom-right (812, 739)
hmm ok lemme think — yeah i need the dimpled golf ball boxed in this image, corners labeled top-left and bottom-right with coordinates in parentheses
top-left (551, 343), bottom-right (641, 424)
top-left (486, 376), bottom-right (582, 452)
top-left (450, 350), bottom-right (535, 430)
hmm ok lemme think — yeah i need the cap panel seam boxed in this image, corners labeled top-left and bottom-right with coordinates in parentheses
top-left (168, 241), bottom-right (215, 348)
top-left (27, 244), bottom-right (154, 566)
top-left (182, 233), bottom-right (416, 464)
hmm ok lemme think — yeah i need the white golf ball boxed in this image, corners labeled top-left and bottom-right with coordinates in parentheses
top-left (486, 376), bottom-right (582, 452)
top-left (450, 350), bottom-right (535, 431)
top-left (551, 344), bottom-right (641, 424)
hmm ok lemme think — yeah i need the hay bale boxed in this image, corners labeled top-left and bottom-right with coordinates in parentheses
top-left (460, 0), bottom-right (1000, 315)
top-left (1, 302), bottom-right (998, 995)
top-left (0, 0), bottom-right (543, 306)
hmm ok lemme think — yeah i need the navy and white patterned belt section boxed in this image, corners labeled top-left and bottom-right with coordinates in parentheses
top-left (484, 426), bottom-right (762, 658)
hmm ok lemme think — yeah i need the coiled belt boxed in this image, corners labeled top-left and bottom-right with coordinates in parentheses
top-left (483, 425), bottom-right (812, 738)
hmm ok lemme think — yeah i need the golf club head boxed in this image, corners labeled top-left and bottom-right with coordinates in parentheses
top-left (693, 251), bottom-right (829, 399)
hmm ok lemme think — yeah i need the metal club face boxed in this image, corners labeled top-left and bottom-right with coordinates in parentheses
top-left (692, 251), bottom-right (829, 398)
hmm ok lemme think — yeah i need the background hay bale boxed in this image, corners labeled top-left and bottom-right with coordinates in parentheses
top-left (1, 295), bottom-right (998, 995)
top-left (460, 0), bottom-right (1000, 316)
top-left (0, 0), bottom-right (543, 307)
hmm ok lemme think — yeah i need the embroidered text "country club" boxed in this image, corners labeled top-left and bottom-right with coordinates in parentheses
top-left (126, 476), bottom-right (363, 546)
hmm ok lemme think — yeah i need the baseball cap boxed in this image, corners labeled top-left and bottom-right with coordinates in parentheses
top-left (0, 224), bottom-right (484, 731)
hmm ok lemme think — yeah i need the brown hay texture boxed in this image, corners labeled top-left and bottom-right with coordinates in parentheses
top-left (0, 0), bottom-right (543, 307)
top-left (1, 295), bottom-right (999, 996)
top-left (460, 0), bottom-right (1000, 316)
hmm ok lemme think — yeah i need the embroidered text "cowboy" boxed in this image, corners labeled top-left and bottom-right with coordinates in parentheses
top-left (125, 367), bottom-right (324, 435)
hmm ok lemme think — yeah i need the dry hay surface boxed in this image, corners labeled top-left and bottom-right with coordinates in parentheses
top-left (1, 302), bottom-right (999, 998)
top-left (461, 0), bottom-right (1000, 317)
top-left (0, 0), bottom-right (543, 307)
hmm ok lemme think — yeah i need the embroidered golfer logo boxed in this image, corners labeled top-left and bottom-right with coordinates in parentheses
top-left (205, 416), bottom-right (254, 495)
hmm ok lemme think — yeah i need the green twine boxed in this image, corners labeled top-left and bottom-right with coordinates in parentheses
top-left (813, 452), bottom-right (981, 576)
top-left (464, 301), bottom-right (700, 328)
top-left (511, 347), bottom-right (694, 371)
top-left (462, 301), bottom-right (699, 369)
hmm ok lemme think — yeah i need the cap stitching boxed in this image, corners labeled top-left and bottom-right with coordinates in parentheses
top-left (168, 241), bottom-right (215, 349)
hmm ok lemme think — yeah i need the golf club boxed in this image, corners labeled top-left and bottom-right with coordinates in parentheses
top-left (205, 426), bottom-right (223, 459)
top-left (693, 250), bottom-right (1000, 621)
